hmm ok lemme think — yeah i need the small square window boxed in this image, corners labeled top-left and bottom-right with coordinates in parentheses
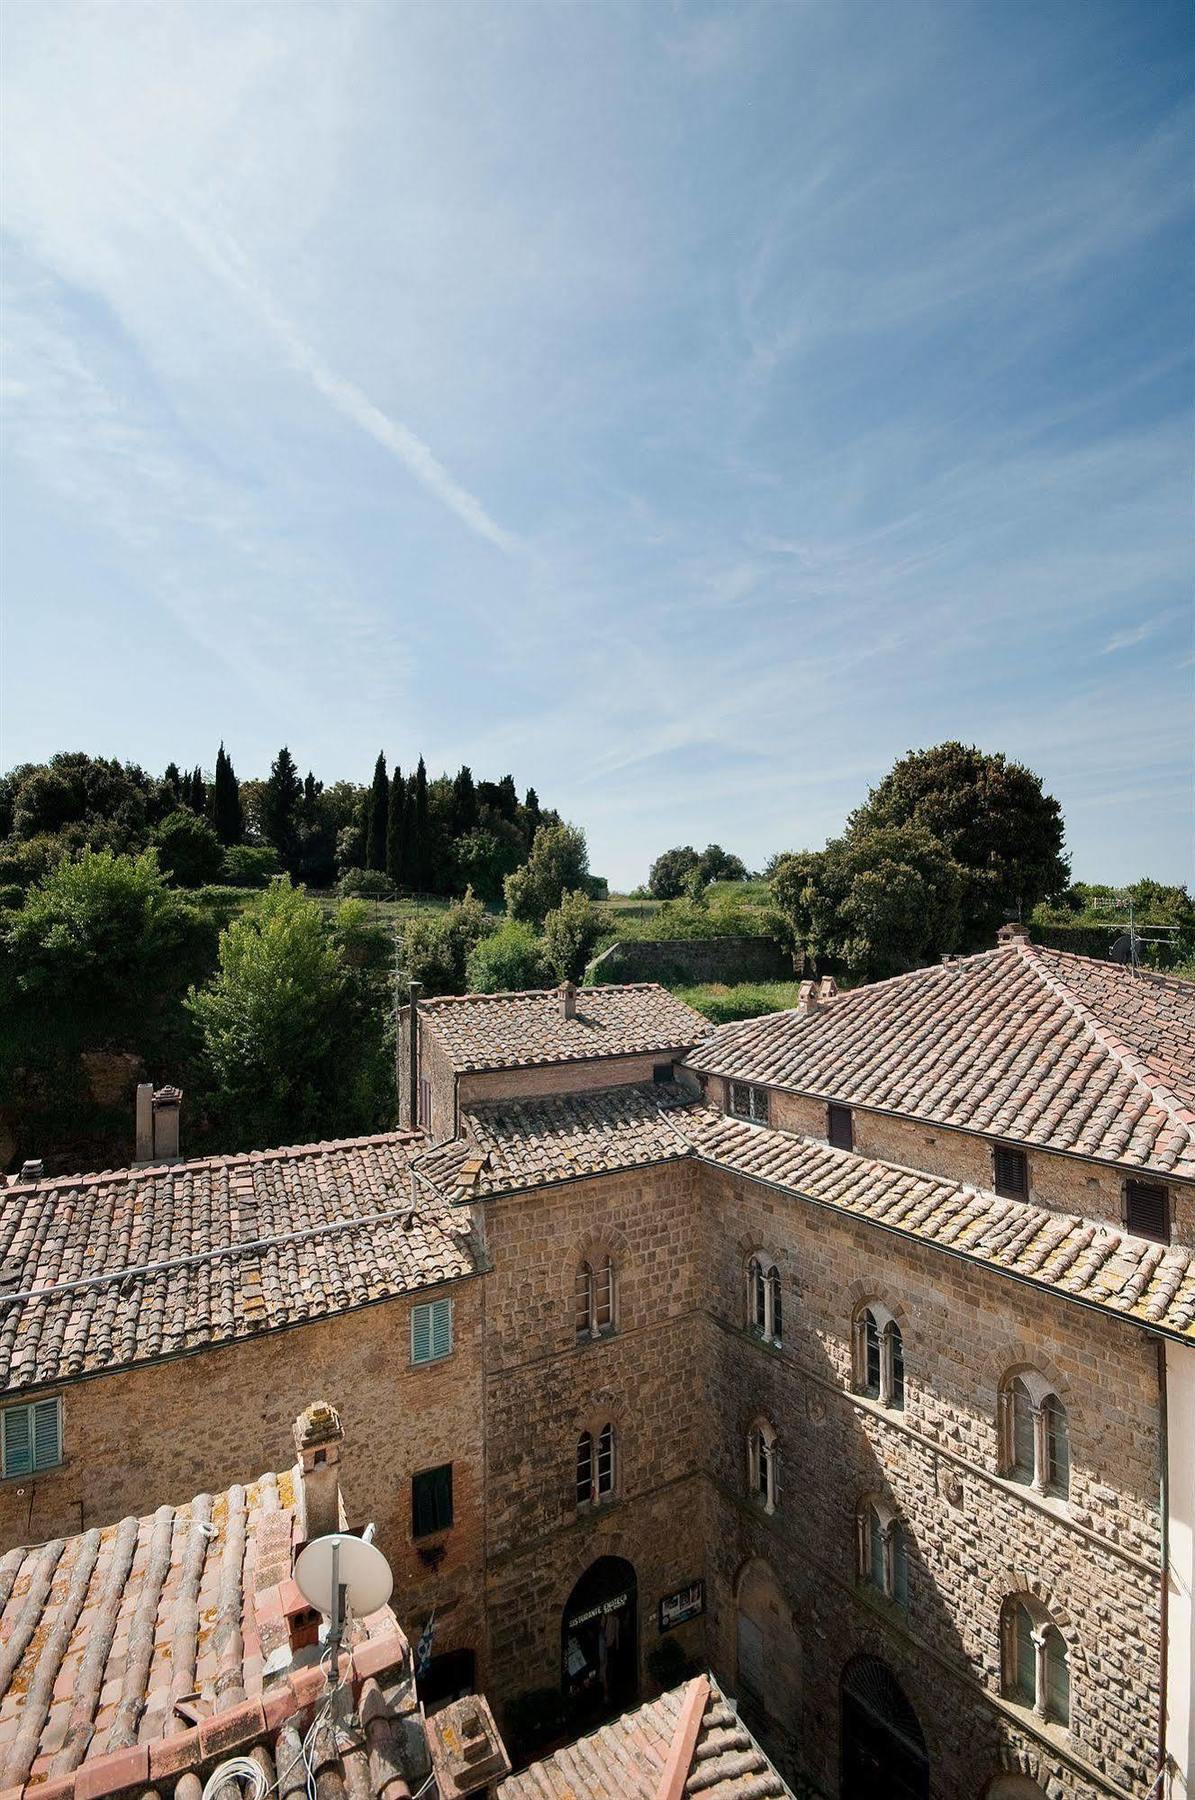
top-left (653, 1062), bottom-right (674, 1085)
top-left (993, 1145), bottom-right (1028, 1199)
top-left (411, 1298), bottom-right (453, 1366)
top-left (412, 1463), bottom-right (453, 1537)
top-left (1, 1398), bottom-right (61, 1478)
top-left (1125, 1181), bottom-right (1170, 1244)
top-left (730, 1083), bottom-right (768, 1124)
top-left (827, 1104), bottom-right (854, 1151)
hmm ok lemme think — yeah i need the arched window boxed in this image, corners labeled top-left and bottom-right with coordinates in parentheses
top-left (852, 1303), bottom-right (905, 1409)
top-left (747, 1419), bottom-right (778, 1514)
top-left (856, 1498), bottom-right (909, 1608)
top-left (577, 1423), bottom-right (615, 1506)
top-left (999, 1371), bottom-right (1069, 1498)
top-left (1002, 1596), bottom-right (1070, 1726)
top-left (574, 1255), bottom-right (615, 1341)
top-left (746, 1255), bottom-right (783, 1344)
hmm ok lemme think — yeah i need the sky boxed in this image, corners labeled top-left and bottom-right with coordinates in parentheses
top-left (1, 0), bottom-right (1191, 890)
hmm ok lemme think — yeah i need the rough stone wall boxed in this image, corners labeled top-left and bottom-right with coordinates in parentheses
top-left (460, 1052), bottom-right (676, 1111)
top-left (698, 1160), bottom-right (1164, 1799)
top-left (0, 1278), bottom-right (489, 1685)
top-left (588, 936), bottom-right (793, 986)
top-left (396, 1007), bottom-right (459, 1141)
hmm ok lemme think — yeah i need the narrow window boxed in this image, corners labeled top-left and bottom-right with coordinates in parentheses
top-left (749, 1423), bottom-right (778, 1512)
top-left (593, 1257), bottom-right (614, 1333)
top-left (1010, 1378), bottom-right (1035, 1481)
top-left (411, 1298), bottom-right (453, 1366)
top-left (1005, 1598), bottom-right (1070, 1726)
top-left (575, 1262), bottom-right (594, 1339)
top-left (1125, 1181), bottom-right (1170, 1244)
top-left (827, 1103), bottom-right (854, 1151)
top-left (412, 1463), bottom-right (453, 1537)
top-left (1042, 1394), bottom-right (1070, 1497)
top-left (885, 1322), bottom-right (905, 1409)
top-left (863, 1311), bottom-right (882, 1398)
top-left (1043, 1623), bottom-right (1070, 1726)
top-left (867, 1505), bottom-right (885, 1590)
top-left (576, 1431), bottom-right (593, 1505)
top-left (767, 1266), bottom-right (783, 1344)
top-left (993, 1145), bottom-right (1028, 1199)
top-left (1, 1398), bottom-right (61, 1478)
top-left (748, 1257), bottom-right (767, 1334)
top-left (595, 1423), bottom-right (615, 1497)
top-left (1012, 1601), bottom-right (1037, 1706)
top-left (730, 1083), bottom-right (768, 1124)
top-left (418, 1077), bottom-right (432, 1129)
top-left (890, 1521), bottom-right (909, 1609)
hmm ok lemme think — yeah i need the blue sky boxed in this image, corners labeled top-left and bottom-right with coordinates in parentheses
top-left (1, 0), bottom-right (1191, 889)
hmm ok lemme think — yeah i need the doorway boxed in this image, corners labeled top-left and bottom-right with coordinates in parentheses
top-left (840, 1655), bottom-right (929, 1800)
top-left (561, 1556), bottom-right (638, 1726)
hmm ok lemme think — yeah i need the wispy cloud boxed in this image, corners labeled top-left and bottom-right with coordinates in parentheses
top-left (1102, 622), bottom-right (1155, 655)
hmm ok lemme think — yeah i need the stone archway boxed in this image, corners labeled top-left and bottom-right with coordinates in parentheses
top-left (840, 1654), bottom-right (929, 1800)
top-left (561, 1555), bottom-right (638, 1726)
top-left (734, 1557), bottom-right (803, 1730)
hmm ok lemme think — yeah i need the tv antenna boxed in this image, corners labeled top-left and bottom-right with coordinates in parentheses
top-left (294, 1533), bottom-right (394, 1682)
top-left (1100, 892), bottom-right (1179, 974)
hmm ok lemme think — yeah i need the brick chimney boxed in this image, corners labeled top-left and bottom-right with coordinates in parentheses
top-left (293, 1401), bottom-right (345, 1542)
top-left (997, 922), bottom-right (1031, 945)
top-left (796, 981), bottom-right (818, 1015)
top-left (560, 980), bottom-right (577, 1020)
top-left (152, 1086), bottom-right (182, 1162)
top-left (135, 1084), bottom-right (154, 1163)
top-left (818, 976), bottom-right (838, 1002)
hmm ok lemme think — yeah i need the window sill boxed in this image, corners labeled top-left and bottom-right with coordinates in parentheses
top-left (576, 1494), bottom-right (617, 1516)
top-left (994, 1471), bottom-right (1071, 1519)
top-left (0, 1458), bottom-right (66, 1487)
top-left (409, 1352), bottom-right (453, 1371)
top-left (999, 1695), bottom-right (1071, 1746)
top-left (576, 1329), bottom-right (617, 1348)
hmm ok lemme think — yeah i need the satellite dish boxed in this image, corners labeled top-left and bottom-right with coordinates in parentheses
top-left (294, 1533), bottom-right (394, 1621)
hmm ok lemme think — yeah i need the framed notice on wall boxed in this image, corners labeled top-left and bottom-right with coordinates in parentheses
top-left (658, 1579), bottom-right (704, 1632)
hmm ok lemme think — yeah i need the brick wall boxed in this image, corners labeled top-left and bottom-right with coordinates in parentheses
top-left (460, 1052), bottom-right (677, 1112)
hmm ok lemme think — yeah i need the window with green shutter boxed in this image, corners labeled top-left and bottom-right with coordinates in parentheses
top-left (2, 1398), bottom-right (61, 1478)
top-left (412, 1463), bottom-right (453, 1537)
top-left (411, 1298), bottom-right (453, 1366)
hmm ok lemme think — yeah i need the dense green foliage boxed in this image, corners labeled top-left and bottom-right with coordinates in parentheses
top-left (773, 824), bottom-right (964, 980)
top-left (466, 919), bottom-right (551, 992)
top-left (153, 809), bottom-right (226, 887)
top-left (673, 980), bottom-right (804, 1025)
top-left (505, 822), bottom-right (590, 923)
top-left (396, 889), bottom-right (494, 997)
top-left (542, 889), bottom-right (604, 983)
top-left (648, 843), bottom-right (749, 898)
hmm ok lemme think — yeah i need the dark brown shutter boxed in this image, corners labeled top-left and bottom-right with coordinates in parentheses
top-left (993, 1146), bottom-right (1028, 1198)
top-left (1125, 1181), bottom-right (1170, 1244)
top-left (827, 1103), bottom-right (854, 1151)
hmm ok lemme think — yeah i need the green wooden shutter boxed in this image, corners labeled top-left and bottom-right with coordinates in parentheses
top-left (2, 1406), bottom-right (32, 1478)
top-left (32, 1400), bottom-right (60, 1471)
top-left (431, 1299), bottom-right (452, 1361)
top-left (411, 1305), bottom-right (433, 1365)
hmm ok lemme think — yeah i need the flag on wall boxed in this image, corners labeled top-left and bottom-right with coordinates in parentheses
top-left (416, 1611), bottom-right (436, 1678)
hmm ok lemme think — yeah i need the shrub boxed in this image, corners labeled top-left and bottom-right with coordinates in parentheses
top-left (466, 920), bottom-right (551, 993)
top-left (505, 823), bottom-right (589, 924)
top-left (153, 810), bottom-right (225, 887)
top-left (542, 888), bottom-right (604, 983)
top-left (337, 867), bottom-right (395, 900)
top-left (396, 888), bottom-right (494, 997)
top-left (222, 844), bottom-right (282, 888)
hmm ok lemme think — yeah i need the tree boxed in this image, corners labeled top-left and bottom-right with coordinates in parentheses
top-left (495, 774), bottom-right (518, 821)
top-left (505, 823), bottom-right (590, 924)
top-left (365, 753), bottom-right (388, 873)
top-left (648, 846), bottom-right (701, 900)
top-left (848, 743), bottom-right (1068, 942)
top-left (212, 744), bottom-right (243, 846)
top-left (6, 752), bottom-right (154, 853)
top-left (451, 766), bottom-right (478, 838)
top-left (699, 845), bottom-right (748, 884)
top-left (153, 810), bottom-right (225, 887)
top-left (465, 919), bottom-right (551, 993)
top-left (185, 766), bottom-right (207, 817)
top-left (386, 766), bottom-right (405, 886)
top-left (523, 787), bottom-right (542, 844)
top-left (453, 826), bottom-right (523, 903)
top-left (772, 825), bottom-right (963, 980)
top-left (397, 888), bottom-right (493, 996)
top-left (410, 757), bottom-right (430, 892)
top-left (188, 881), bottom-right (381, 1150)
top-left (543, 889), bottom-right (604, 983)
top-left (261, 748), bottom-right (302, 873)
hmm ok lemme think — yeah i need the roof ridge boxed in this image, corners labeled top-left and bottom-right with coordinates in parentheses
top-left (1, 1130), bottom-right (425, 1197)
top-left (420, 979), bottom-right (669, 1009)
top-left (1018, 941), bottom-right (1195, 1137)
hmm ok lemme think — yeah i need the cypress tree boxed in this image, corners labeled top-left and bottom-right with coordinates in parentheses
top-left (213, 744), bottom-right (243, 845)
top-left (365, 753), bottom-right (388, 872)
top-left (451, 765), bottom-right (478, 837)
top-left (411, 756), bottom-right (430, 892)
top-left (496, 774), bottom-right (518, 820)
top-left (524, 786), bottom-right (541, 845)
top-left (262, 747), bottom-right (302, 871)
top-left (386, 767), bottom-right (405, 887)
top-left (190, 766), bottom-right (207, 816)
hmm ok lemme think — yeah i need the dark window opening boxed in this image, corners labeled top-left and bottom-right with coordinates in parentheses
top-left (419, 1648), bottom-right (476, 1713)
top-left (412, 1463), bottom-right (453, 1538)
top-left (828, 1103), bottom-right (854, 1151)
top-left (418, 1077), bottom-right (432, 1129)
top-left (993, 1145), bottom-right (1028, 1198)
top-left (1125, 1180), bottom-right (1170, 1244)
top-left (653, 1062), bottom-right (674, 1084)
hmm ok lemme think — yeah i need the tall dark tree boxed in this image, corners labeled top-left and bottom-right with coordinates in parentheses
top-left (261, 746), bottom-right (302, 872)
top-left (524, 786), bottom-right (541, 843)
top-left (163, 762), bottom-right (182, 801)
top-left (386, 766), bottom-right (405, 887)
top-left (365, 753), bottom-right (388, 872)
top-left (451, 765), bottom-right (478, 838)
top-left (410, 756), bottom-right (430, 891)
top-left (212, 744), bottom-right (243, 846)
top-left (496, 774), bottom-right (518, 821)
top-left (188, 766), bottom-right (207, 817)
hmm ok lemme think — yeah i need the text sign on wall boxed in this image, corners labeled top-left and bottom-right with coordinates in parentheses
top-left (658, 1579), bottom-right (704, 1632)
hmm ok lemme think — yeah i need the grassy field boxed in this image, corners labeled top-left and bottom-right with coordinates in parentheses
top-left (672, 980), bottom-right (800, 1024)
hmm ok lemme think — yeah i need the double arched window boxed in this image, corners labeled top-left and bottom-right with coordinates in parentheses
top-left (999, 1370), bottom-right (1070, 1498)
top-left (1002, 1595), bottom-right (1069, 1726)
top-left (747, 1418), bottom-right (779, 1514)
top-left (746, 1254), bottom-right (783, 1344)
top-left (852, 1302), bottom-right (905, 1409)
top-left (856, 1497), bottom-right (909, 1609)
top-left (576, 1423), bottom-right (616, 1506)
top-left (575, 1256), bottom-right (616, 1341)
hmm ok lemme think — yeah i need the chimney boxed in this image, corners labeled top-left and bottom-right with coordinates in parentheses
top-left (19, 1159), bottom-right (44, 1183)
top-left (408, 982), bottom-right (423, 1132)
top-left (818, 976), bottom-right (838, 1003)
top-left (293, 1401), bottom-right (345, 1542)
top-left (151, 1086), bottom-right (182, 1162)
top-left (997, 922), bottom-right (1031, 946)
top-left (796, 981), bottom-right (818, 1015)
top-left (135, 1084), bottom-right (154, 1163)
top-left (560, 980), bottom-right (577, 1021)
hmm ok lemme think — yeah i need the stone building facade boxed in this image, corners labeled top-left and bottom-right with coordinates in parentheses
top-left (2, 940), bottom-right (1192, 1799)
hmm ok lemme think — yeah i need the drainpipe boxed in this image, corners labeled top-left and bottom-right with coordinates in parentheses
top-left (408, 982), bottom-right (423, 1133)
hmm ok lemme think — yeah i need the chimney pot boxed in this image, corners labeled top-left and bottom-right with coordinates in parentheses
top-left (152, 1086), bottom-right (182, 1163)
top-left (560, 981), bottom-right (577, 1020)
top-left (796, 981), bottom-right (817, 1015)
top-left (996, 922), bottom-right (1031, 945)
top-left (817, 976), bottom-right (838, 1002)
top-left (19, 1159), bottom-right (44, 1183)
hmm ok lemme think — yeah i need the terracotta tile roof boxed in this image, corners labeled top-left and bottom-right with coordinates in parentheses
top-left (0, 1133), bottom-right (480, 1394)
top-left (500, 1676), bottom-right (792, 1800)
top-left (0, 1461), bottom-right (413, 1799)
top-left (423, 1086), bottom-right (1195, 1342)
top-left (416, 982), bottom-right (709, 1073)
top-left (687, 942), bottom-right (1195, 1180)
